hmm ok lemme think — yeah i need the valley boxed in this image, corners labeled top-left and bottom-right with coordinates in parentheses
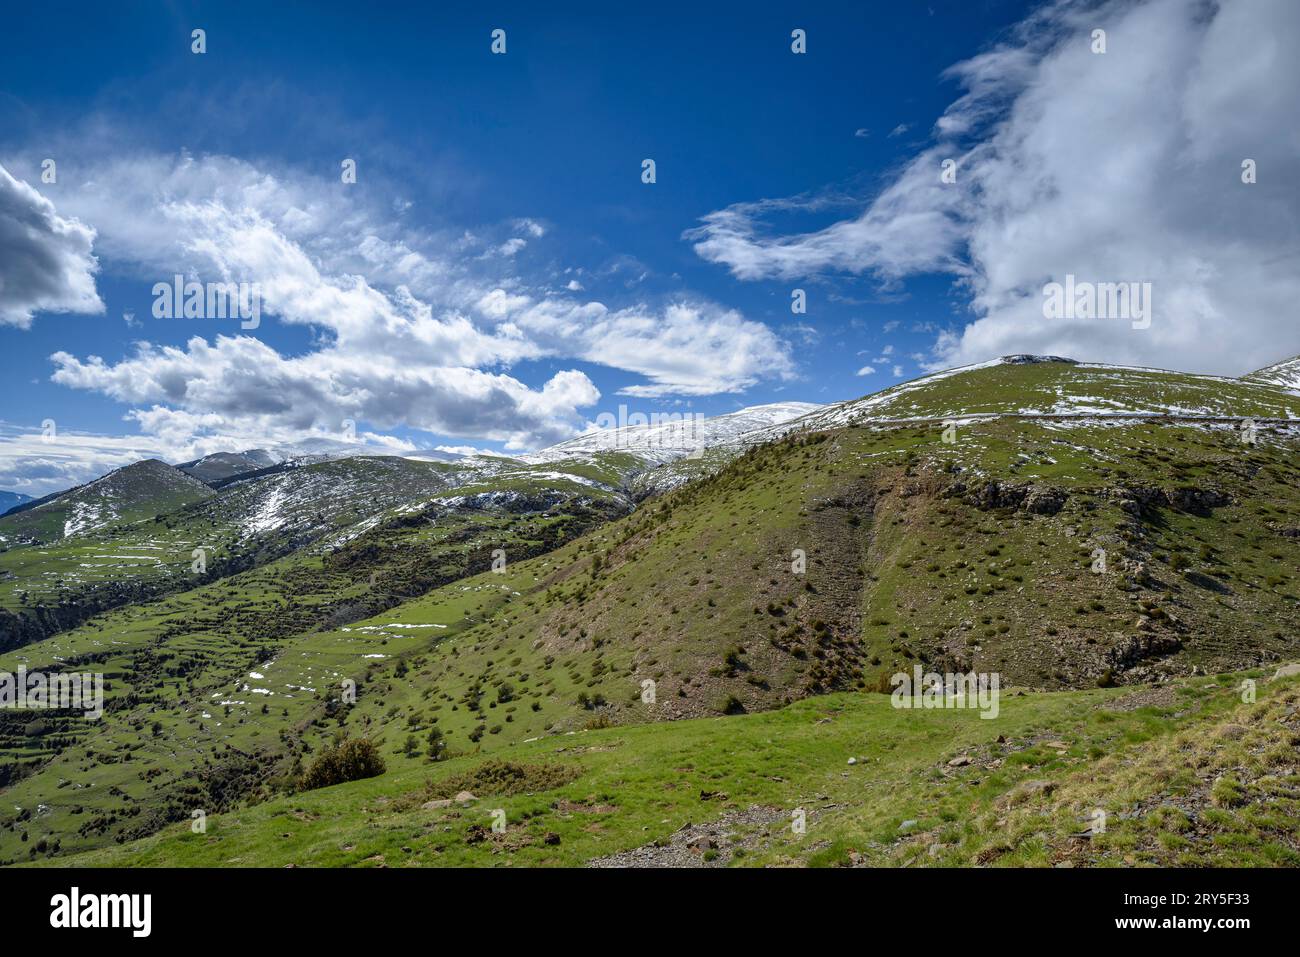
top-left (2, 355), bottom-right (1298, 867)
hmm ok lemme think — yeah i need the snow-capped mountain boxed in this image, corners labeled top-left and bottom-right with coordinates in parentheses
top-left (178, 439), bottom-right (414, 485)
top-left (521, 402), bottom-right (821, 466)
top-left (1244, 355), bottom-right (1300, 394)
top-left (0, 459), bottom-right (214, 541)
top-left (775, 355), bottom-right (1299, 433)
top-left (177, 449), bottom-right (287, 483)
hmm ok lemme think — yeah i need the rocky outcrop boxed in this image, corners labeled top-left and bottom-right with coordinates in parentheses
top-left (945, 480), bottom-right (1066, 515)
top-left (1111, 485), bottom-right (1232, 516)
top-left (1105, 631), bottom-right (1184, 670)
top-left (1023, 486), bottom-right (1068, 515)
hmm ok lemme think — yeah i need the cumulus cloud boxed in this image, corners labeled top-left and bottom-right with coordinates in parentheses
top-left (0, 151), bottom-right (792, 470)
top-left (687, 0), bottom-right (1300, 376)
top-left (48, 335), bottom-right (601, 452)
top-left (485, 297), bottom-right (792, 397)
top-left (0, 425), bottom-right (169, 496)
top-left (0, 165), bottom-right (103, 327)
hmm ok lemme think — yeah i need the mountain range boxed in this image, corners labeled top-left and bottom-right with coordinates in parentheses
top-left (1, 353), bottom-right (1298, 868)
top-left (0, 492), bottom-right (33, 516)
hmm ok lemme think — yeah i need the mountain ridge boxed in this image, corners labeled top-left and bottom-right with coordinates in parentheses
top-left (1244, 354), bottom-right (1300, 394)
top-left (3, 351), bottom-right (1299, 867)
top-left (0, 491), bottom-right (33, 516)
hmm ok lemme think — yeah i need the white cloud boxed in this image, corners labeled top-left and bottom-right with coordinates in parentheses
top-left (688, 0), bottom-right (1300, 376)
top-left (0, 424), bottom-right (170, 495)
top-left (0, 151), bottom-right (792, 477)
top-left (431, 444), bottom-right (496, 457)
top-left (492, 237), bottom-right (528, 257)
top-left (855, 365), bottom-right (876, 376)
top-left (685, 150), bottom-right (968, 283)
top-left (0, 165), bottom-right (103, 327)
top-left (49, 336), bottom-right (601, 451)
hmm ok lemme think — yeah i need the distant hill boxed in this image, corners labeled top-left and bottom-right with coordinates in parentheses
top-left (523, 401), bottom-right (820, 466)
top-left (1243, 354), bottom-right (1300, 394)
top-left (784, 355), bottom-right (1299, 431)
top-left (2, 353), bottom-right (1299, 868)
top-left (176, 449), bottom-right (285, 484)
top-left (0, 459), bottom-right (213, 542)
top-left (0, 490), bottom-right (33, 515)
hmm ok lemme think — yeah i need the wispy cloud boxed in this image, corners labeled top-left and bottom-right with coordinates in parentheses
top-left (0, 151), bottom-right (794, 475)
top-left (687, 0), bottom-right (1300, 376)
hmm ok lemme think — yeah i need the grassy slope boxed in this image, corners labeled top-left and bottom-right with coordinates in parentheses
top-left (0, 495), bottom-right (617, 863)
top-left (15, 412), bottom-right (1295, 866)
top-left (0, 453), bottom-right (628, 617)
top-left (49, 667), bottom-right (1300, 868)
top-left (798, 358), bottom-right (1300, 426)
top-left (331, 415), bottom-right (1300, 751)
top-left (0, 460), bottom-right (214, 545)
top-left (6, 359), bottom-right (1300, 866)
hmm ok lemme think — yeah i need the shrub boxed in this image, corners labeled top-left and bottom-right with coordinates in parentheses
top-left (426, 727), bottom-right (446, 760)
top-left (298, 738), bottom-right (386, 791)
top-left (717, 694), bottom-right (745, 715)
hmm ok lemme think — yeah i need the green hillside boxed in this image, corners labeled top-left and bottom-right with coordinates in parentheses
top-left (794, 356), bottom-right (1300, 428)
top-left (42, 666), bottom-right (1300, 868)
top-left (3, 355), bottom-right (1299, 867)
top-left (0, 459), bottom-right (213, 543)
top-left (0, 493), bottom-right (619, 861)
top-left (0, 452), bottom-right (631, 640)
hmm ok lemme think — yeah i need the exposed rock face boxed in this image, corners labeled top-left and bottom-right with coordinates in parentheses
top-left (1105, 631), bottom-right (1184, 670)
top-left (1163, 486), bottom-right (1232, 514)
top-left (1111, 485), bottom-right (1232, 516)
top-left (1023, 486), bottom-right (1068, 515)
top-left (944, 480), bottom-right (1066, 515)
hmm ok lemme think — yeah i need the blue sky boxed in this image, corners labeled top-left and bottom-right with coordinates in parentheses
top-left (1, 0), bottom-right (1296, 493)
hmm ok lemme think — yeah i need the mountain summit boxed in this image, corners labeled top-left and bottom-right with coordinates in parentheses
top-left (2, 352), bottom-right (1298, 869)
top-left (1244, 354), bottom-right (1300, 394)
